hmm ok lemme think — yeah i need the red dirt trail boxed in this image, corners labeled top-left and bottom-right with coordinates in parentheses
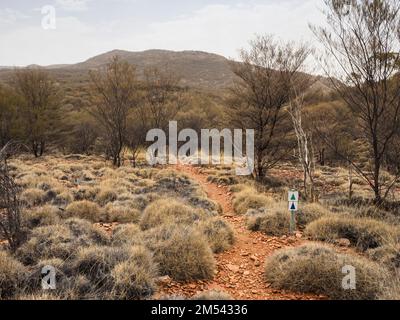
top-left (155, 165), bottom-right (323, 300)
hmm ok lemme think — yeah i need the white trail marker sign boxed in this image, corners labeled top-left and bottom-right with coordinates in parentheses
top-left (288, 190), bottom-right (299, 234)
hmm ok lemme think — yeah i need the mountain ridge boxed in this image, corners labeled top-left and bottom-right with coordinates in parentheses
top-left (0, 49), bottom-right (332, 92)
top-left (0, 49), bottom-right (236, 89)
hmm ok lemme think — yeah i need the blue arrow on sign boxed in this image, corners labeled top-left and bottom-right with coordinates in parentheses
top-left (290, 203), bottom-right (296, 210)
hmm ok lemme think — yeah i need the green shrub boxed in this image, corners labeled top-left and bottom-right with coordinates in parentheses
top-left (264, 244), bottom-right (390, 300)
top-left (65, 200), bottom-right (102, 222)
top-left (198, 218), bottom-right (235, 253)
top-left (0, 251), bottom-right (27, 299)
top-left (144, 224), bottom-right (215, 281)
top-left (305, 216), bottom-right (398, 251)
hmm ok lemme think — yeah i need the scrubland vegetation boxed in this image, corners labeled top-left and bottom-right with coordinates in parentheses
top-left (0, 155), bottom-right (231, 299)
top-left (2, 147), bottom-right (400, 300)
top-left (1, 0), bottom-right (400, 301)
top-left (264, 244), bottom-right (392, 300)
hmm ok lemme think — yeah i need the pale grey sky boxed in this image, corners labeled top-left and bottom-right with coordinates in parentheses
top-left (0, 0), bottom-right (325, 66)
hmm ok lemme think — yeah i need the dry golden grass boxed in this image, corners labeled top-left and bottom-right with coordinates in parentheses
top-left (73, 245), bottom-right (132, 284)
top-left (367, 244), bottom-right (400, 273)
top-left (65, 200), bottom-right (103, 222)
top-left (20, 188), bottom-right (47, 207)
top-left (233, 189), bottom-right (274, 215)
top-left (229, 183), bottom-right (253, 193)
top-left (72, 245), bottom-right (158, 299)
top-left (24, 205), bottom-right (61, 228)
top-left (104, 203), bottom-right (141, 223)
top-left (134, 178), bottom-right (156, 188)
top-left (73, 186), bottom-right (99, 201)
top-left (197, 217), bottom-right (235, 253)
top-left (54, 188), bottom-right (74, 204)
top-left (144, 224), bottom-right (216, 281)
top-left (154, 169), bottom-right (189, 181)
top-left (0, 251), bottom-right (27, 299)
top-left (140, 198), bottom-right (208, 230)
top-left (192, 290), bottom-right (233, 300)
top-left (95, 188), bottom-right (118, 206)
top-left (305, 216), bottom-right (399, 251)
top-left (111, 224), bottom-right (143, 246)
top-left (297, 202), bottom-right (331, 227)
top-left (246, 204), bottom-right (290, 236)
top-left (16, 219), bottom-right (109, 265)
top-left (110, 246), bottom-right (158, 299)
top-left (207, 174), bottom-right (238, 186)
top-left (264, 244), bottom-right (390, 300)
top-left (25, 258), bottom-right (66, 292)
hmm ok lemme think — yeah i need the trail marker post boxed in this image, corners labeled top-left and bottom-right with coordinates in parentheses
top-left (288, 190), bottom-right (299, 234)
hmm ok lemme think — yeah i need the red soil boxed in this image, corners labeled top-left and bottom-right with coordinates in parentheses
top-left (155, 165), bottom-right (324, 300)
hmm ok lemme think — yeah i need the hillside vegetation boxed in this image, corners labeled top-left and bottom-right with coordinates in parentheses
top-left (1, 0), bottom-right (400, 301)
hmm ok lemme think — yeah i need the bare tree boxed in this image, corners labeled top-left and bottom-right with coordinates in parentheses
top-left (139, 66), bottom-right (186, 131)
top-left (288, 90), bottom-right (316, 201)
top-left (311, 0), bottom-right (400, 204)
top-left (13, 68), bottom-right (61, 157)
top-left (228, 35), bottom-right (312, 180)
top-left (126, 110), bottom-right (147, 167)
top-left (0, 142), bottom-right (25, 252)
top-left (0, 85), bottom-right (20, 148)
top-left (71, 122), bottom-right (98, 155)
top-left (89, 56), bottom-right (138, 167)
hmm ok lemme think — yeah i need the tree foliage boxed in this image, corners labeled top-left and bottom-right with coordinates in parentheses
top-left (13, 68), bottom-right (61, 157)
top-left (228, 35), bottom-right (312, 180)
top-left (89, 56), bottom-right (138, 166)
top-left (312, 0), bottom-right (400, 203)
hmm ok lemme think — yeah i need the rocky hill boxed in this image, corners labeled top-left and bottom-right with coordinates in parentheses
top-left (0, 49), bottom-right (332, 93)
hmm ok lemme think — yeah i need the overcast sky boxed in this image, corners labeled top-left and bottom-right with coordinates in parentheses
top-left (0, 0), bottom-right (325, 66)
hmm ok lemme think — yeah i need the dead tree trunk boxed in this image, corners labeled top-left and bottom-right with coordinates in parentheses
top-left (289, 93), bottom-right (316, 201)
